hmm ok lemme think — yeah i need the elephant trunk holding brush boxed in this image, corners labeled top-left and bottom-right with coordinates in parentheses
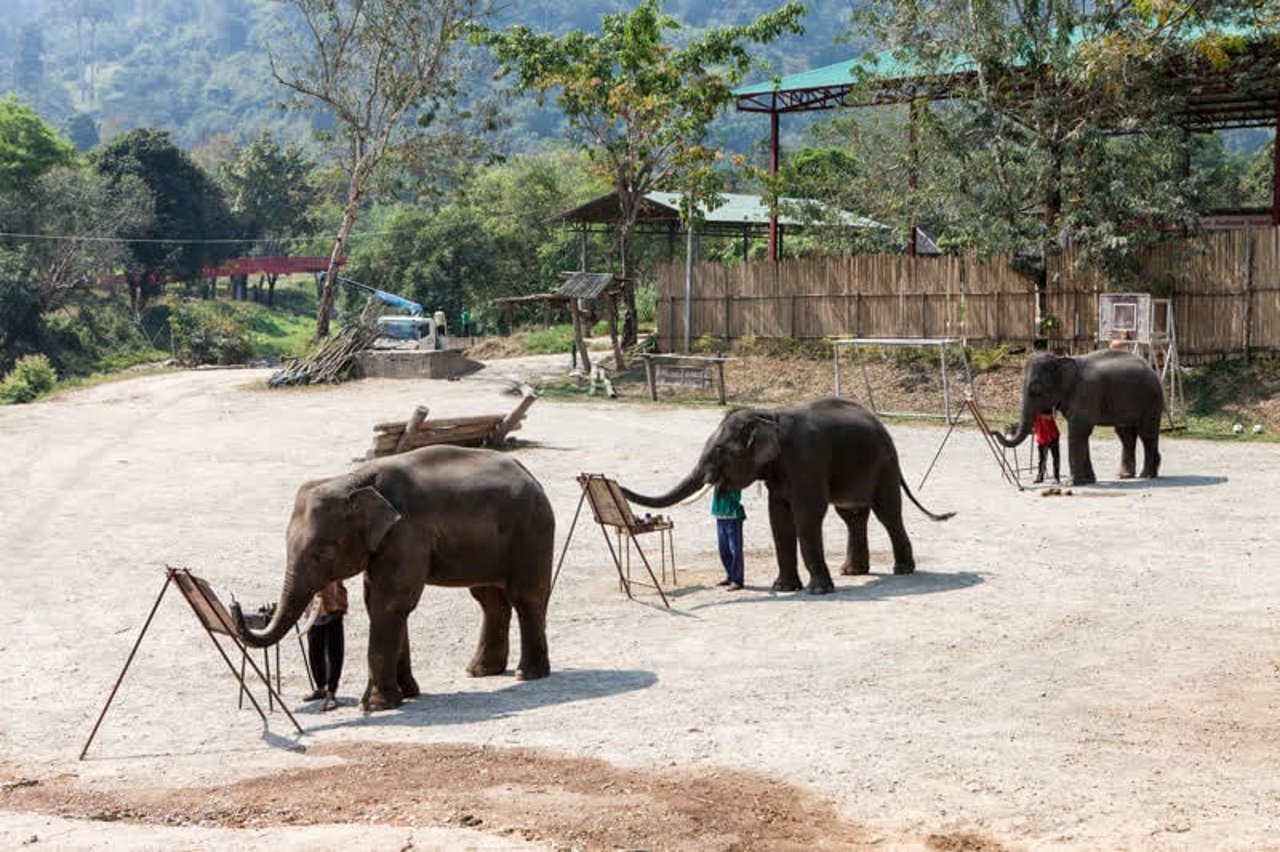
top-left (995, 349), bottom-right (1164, 486)
top-left (232, 445), bottom-right (555, 711)
top-left (621, 397), bottom-right (954, 595)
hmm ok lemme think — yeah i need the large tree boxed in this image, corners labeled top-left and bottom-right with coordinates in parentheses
top-left (269, 0), bottom-right (496, 338)
top-left (475, 0), bottom-right (806, 346)
top-left (0, 95), bottom-right (76, 193)
top-left (92, 128), bottom-right (239, 313)
top-left (218, 131), bottom-right (320, 304)
top-left (846, 0), bottom-right (1278, 294)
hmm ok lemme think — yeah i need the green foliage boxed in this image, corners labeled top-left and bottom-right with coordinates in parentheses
top-left (692, 332), bottom-right (722, 354)
top-left (217, 131), bottom-right (318, 250)
top-left (475, 0), bottom-right (806, 326)
top-left (521, 324), bottom-right (578, 354)
top-left (0, 95), bottom-right (77, 192)
top-left (967, 344), bottom-right (1010, 373)
top-left (0, 353), bottom-right (58, 404)
top-left (168, 301), bottom-right (255, 366)
top-left (93, 129), bottom-right (239, 299)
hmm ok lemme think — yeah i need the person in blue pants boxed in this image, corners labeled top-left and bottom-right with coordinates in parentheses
top-left (711, 485), bottom-right (746, 591)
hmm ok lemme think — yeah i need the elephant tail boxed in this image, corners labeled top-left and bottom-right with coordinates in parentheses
top-left (899, 474), bottom-right (956, 522)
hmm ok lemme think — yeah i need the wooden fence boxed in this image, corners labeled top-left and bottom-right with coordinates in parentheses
top-left (654, 226), bottom-right (1280, 363)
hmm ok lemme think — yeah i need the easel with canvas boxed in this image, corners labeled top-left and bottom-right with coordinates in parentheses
top-left (80, 566), bottom-right (303, 760)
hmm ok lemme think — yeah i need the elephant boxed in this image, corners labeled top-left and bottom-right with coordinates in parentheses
top-left (232, 445), bottom-right (555, 711)
top-left (995, 348), bottom-right (1164, 485)
top-left (621, 397), bottom-right (954, 595)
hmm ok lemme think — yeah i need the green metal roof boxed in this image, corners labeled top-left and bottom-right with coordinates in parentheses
top-left (734, 26), bottom-right (1280, 128)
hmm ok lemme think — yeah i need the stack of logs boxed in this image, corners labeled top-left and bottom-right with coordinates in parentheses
top-left (366, 386), bottom-right (538, 458)
top-left (268, 300), bottom-right (382, 388)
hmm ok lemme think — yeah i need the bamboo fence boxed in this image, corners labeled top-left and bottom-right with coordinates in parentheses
top-left (655, 226), bottom-right (1280, 363)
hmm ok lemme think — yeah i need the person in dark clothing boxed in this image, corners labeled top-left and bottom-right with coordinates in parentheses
top-left (304, 580), bottom-right (347, 711)
top-left (711, 485), bottom-right (746, 591)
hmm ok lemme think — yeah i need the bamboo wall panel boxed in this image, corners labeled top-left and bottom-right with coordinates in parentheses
top-left (654, 226), bottom-right (1280, 360)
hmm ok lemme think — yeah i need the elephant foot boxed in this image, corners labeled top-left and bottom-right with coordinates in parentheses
top-left (840, 561), bottom-right (869, 576)
top-left (771, 576), bottom-right (803, 592)
top-left (466, 658), bottom-right (508, 678)
top-left (806, 579), bottom-right (835, 595)
top-left (515, 660), bottom-right (550, 681)
top-left (1068, 475), bottom-right (1096, 487)
top-left (399, 676), bottom-right (421, 700)
top-left (361, 683), bottom-right (403, 712)
top-left (893, 563), bottom-right (916, 575)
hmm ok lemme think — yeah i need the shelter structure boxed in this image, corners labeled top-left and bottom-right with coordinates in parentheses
top-left (492, 271), bottom-right (625, 372)
top-left (552, 190), bottom-right (885, 262)
top-left (733, 29), bottom-right (1280, 260)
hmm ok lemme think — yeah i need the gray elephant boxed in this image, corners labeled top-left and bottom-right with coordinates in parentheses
top-left (233, 445), bottom-right (555, 711)
top-left (995, 348), bottom-right (1164, 485)
top-left (621, 397), bottom-right (954, 595)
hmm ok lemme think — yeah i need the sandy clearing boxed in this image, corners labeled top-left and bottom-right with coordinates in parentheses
top-left (0, 360), bottom-right (1277, 849)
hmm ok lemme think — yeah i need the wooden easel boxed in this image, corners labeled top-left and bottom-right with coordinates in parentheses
top-left (918, 390), bottom-right (1024, 491)
top-left (553, 474), bottom-right (674, 607)
top-left (80, 566), bottom-right (303, 760)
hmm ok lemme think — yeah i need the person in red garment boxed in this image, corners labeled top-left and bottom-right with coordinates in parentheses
top-left (1033, 410), bottom-right (1061, 484)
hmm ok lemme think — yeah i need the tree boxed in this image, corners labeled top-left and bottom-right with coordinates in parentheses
top-left (475, 0), bottom-right (806, 347)
top-left (65, 113), bottom-right (100, 153)
top-left (269, 0), bottom-right (496, 338)
top-left (0, 95), bottom-right (77, 193)
top-left (845, 0), bottom-right (1276, 317)
top-left (218, 131), bottom-right (320, 304)
top-left (0, 166), bottom-right (152, 363)
top-left (92, 128), bottom-right (239, 313)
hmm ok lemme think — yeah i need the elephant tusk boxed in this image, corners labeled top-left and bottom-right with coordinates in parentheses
top-left (675, 483), bottom-right (712, 507)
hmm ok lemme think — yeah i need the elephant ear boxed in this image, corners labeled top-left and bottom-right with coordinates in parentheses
top-left (747, 415), bottom-right (783, 467)
top-left (348, 486), bottom-right (402, 553)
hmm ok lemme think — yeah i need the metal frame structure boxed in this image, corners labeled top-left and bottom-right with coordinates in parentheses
top-left (553, 475), bottom-right (676, 608)
top-left (80, 566), bottom-right (302, 760)
top-left (832, 336), bottom-right (972, 423)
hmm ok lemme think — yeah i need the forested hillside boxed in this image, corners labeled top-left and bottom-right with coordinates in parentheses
top-left (0, 0), bottom-right (859, 152)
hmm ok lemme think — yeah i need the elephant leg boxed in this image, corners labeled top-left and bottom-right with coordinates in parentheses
top-left (767, 491), bottom-right (803, 592)
top-left (835, 507), bottom-right (871, 575)
top-left (511, 591), bottom-right (550, 681)
top-left (1115, 425), bottom-right (1138, 479)
top-left (362, 610), bottom-right (409, 711)
top-left (1067, 422), bottom-right (1096, 485)
top-left (466, 586), bottom-right (511, 677)
top-left (872, 480), bottom-right (915, 574)
top-left (1139, 427), bottom-right (1161, 478)
top-left (396, 621), bottom-right (420, 699)
top-left (795, 500), bottom-right (835, 595)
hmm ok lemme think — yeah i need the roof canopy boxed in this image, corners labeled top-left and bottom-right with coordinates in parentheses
top-left (552, 190), bottom-right (883, 237)
top-left (734, 29), bottom-right (1280, 130)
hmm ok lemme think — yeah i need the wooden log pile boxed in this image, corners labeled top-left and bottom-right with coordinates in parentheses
top-left (268, 300), bottom-right (382, 388)
top-left (366, 385), bottom-right (538, 459)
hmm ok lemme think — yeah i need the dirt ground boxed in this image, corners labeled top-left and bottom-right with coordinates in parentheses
top-left (1, 354), bottom-right (1278, 850)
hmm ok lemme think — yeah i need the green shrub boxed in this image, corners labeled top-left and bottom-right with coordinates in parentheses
top-left (522, 324), bottom-right (577, 354)
top-left (169, 301), bottom-right (255, 366)
top-left (0, 353), bottom-right (58, 404)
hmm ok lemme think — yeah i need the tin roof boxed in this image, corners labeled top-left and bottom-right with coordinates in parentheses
top-left (558, 271), bottom-right (619, 299)
top-left (553, 191), bottom-right (884, 234)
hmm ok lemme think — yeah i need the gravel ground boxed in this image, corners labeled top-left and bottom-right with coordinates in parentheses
top-left (0, 356), bottom-right (1277, 850)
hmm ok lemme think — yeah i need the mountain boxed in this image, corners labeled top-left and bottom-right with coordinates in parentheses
top-left (0, 0), bottom-right (864, 153)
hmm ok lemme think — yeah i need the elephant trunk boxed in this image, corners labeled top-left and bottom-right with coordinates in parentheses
top-left (620, 466), bottom-right (707, 508)
top-left (232, 575), bottom-right (315, 649)
top-left (995, 408), bottom-right (1034, 448)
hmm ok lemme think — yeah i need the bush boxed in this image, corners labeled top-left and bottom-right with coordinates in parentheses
top-left (169, 301), bottom-right (255, 366)
top-left (0, 353), bottom-right (58, 404)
